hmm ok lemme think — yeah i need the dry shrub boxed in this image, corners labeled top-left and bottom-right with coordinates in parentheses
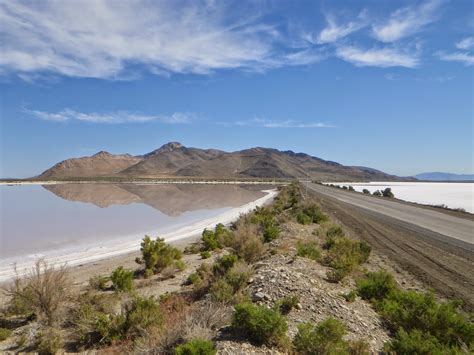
top-left (231, 223), bottom-right (265, 263)
top-left (182, 301), bottom-right (232, 342)
top-left (8, 259), bottom-right (70, 325)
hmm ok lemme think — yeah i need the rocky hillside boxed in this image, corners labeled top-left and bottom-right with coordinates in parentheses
top-left (37, 142), bottom-right (403, 181)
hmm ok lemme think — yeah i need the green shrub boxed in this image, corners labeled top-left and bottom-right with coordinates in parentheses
top-left (356, 270), bottom-right (398, 301)
top-left (175, 338), bottom-right (216, 355)
top-left (137, 236), bottom-right (183, 276)
top-left (372, 190), bottom-right (381, 197)
top-left (225, 261), bottom-right (252, 292)
top-left (232, 302), bottom-right (288, 346)
top-left (184, 244), bottom-right (200, 254)
top-left (326, 268), bottom-right (350, 283)
top-left (89, 275), bottom-right (109, 291)
top-left (201, 224), bottom-right (234, 251)
top-left (348, 186), bottom-right (355, 191)
top-left (296, 241), bottom-right (320, 261)
top-left (362, 189), bottom-right (370, 194)
top-left (231, 223), bottom-right (265, 263)
top-left (378, 290), bottom-right (474, 348)
top-left (36, 328), bottom-right (63, 354)
top-left (187, 272), bottom-right (203, 286)
top-left (200, 251), bottom-right (211, 259)
top-left (348, 339), bottom-right (371, 354)
top-left (293, 318), bottom-right (348, 354)
top-left (263, 224), bottom-right (280, 242)
top-left (385, 329), bottom-right (460, 354)
top-left (342, 290), bottom-right (357, 303)
top-left (213, 254), bottom-right (238, 276)
top-left (326, 225), bottom-right (345, 239)
top-left (209, 279), bottom-right (234, 303)
top-left (274, 295), bottom-right (300, 315)
top-left (296, 212), bottom-right (312, 225)
top-left (381, 187), bottom-right (394, 198)
top-left (0, 327), bottom-right (11, 341)
top-left (124, 296), bottom-right (163, 338)
top-left (110, 266), bottom-right (134, 292)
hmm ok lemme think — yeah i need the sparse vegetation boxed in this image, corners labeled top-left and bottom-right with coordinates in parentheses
top-left (174, 338), bottom-right (216, 355)
top-left (110, 266), bottom-right (134, 292)
top-left (232, 302), bottom-right (288, 347)
top-left (200, 251), bottom-right (211, 259)
top-left (293, 318), bottom-right (348, 354)
top-left (356, 270), bottom-right (397, 301)
top-left (136, 236), bottom-right (183, 277)
top-left (381, 187), bottom-right (394, 198)
top-left (35, 327), bottom-right (63, 354)
top-left (274, 295), bottom-right (300, 315)
top-left (342, 290), bottom-right (357, 303)
top-left (372, 190), bottom-right (382, 196)
top-left (89, 274), bottom-right (109, 290)
top-left (0, 327), bottom-right (12, 341)
top-left (296, 240), bottom-right (320, 261)
top-left (8, 259), bottom-right (70, 325)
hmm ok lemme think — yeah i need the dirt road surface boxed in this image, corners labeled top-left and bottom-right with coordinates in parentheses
top-left (306, 182), bottom-right (474, 311)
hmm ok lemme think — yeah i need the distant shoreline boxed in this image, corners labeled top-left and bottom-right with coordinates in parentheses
top-left (0, 179), bottom-right (289, 186)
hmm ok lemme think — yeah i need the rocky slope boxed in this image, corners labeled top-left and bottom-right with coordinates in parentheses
top-left (37, 142), bottom-right (404, 181)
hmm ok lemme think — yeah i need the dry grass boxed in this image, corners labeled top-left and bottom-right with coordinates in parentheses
top-left (7, 259), bottom-right (70, 325)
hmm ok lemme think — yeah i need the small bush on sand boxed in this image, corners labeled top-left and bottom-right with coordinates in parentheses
top-left (231, 223), bottom-right (265, 263)
top-left (356, 270), bottom-right (398, 302)
top-left (201, 224), bottom-right (234, 251)
top-left (293, 318), bottom-right (347, 354)
top-left (0, 327), bottom-right (12, 341)
top-left (372, 190), bottom-right (382, 197)
top-left (200, 251), bottom-right (211, 259)
top-left (8, 259), bottom-right (70, 325)
top-left (209, 279), bottom-right (234, 303)
top-left (89, 275), bottom-right (109, 291)
top-left (225, 261), bottom-right (252, 292)
top-left (274, 295), bottom-right (300, 315)
top-left (263, 224), bottom-right (280, 243)
top-left (137, 236), bottom-right (183, 277)
top-left (35, 327), bottom-right (63, 354)
top-left (362, 189), bottom-right (370, 194)
top-left (174, 338), bottom-right (216, 355)
top-left (110, 266), bottom-right (134, 292)
top-left (296, 211), bottom-right (312, 225)
top-left (212, 254), bottom-right (238, 276)
top-left (342, 290), bottom-right (357, 303)
top-left (232, 302), bottom-right (288, 347)
top-left (326, 225), bottom-right (345, 239)
top-left (296, 241), bottom-right (320, 261)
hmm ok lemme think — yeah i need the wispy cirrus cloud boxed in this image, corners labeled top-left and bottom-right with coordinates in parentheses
top-left (0, 0), bottom-right (323, 80)
top-left (455, 37), bottom-right (474, 50)
top-left (437, 52), bottom-right (474, 66)
top-left (313, 10), bottom-right (368, 44)
top-left (373, 0), bottom-right (444, 42)
top-left (336, 45), bottom-right (419, 68)
top-left (24, 108), bottom-right (196, 124)
top-left (231, 117), bottom-right (335, 129)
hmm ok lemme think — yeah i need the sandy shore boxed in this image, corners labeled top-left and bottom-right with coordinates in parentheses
top-left (0, 189), bottom-right (277, 283)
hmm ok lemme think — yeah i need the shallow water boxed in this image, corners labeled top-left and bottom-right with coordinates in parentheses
top-left (0, 183), bottom-right (272, 279)
top-left (332, 182), bottom-right (474, 213)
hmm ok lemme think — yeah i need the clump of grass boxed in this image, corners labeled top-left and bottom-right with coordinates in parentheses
top-left (342, 290), bottom-right (357, 303)
top-left (89, 275), bottom-right (109, 291)
top-left (274, 295), bottom-right (300, 315)
top-left (296, 241), bottom-right (320, 261)
top-left (293, 318), bottom-right (348, 354)
top-left (35, 327), bottom-right (63, 354)
top-left (357, 270), bottom-right (474, 352)
top-left (295, 203), bottom-right (328, 225)
top-left (200, 251), bottom-right (211, 259)
top-left (8, 259), bottom-right (70, 325)
top-left (232, 302), bottom-right (288, 347)
top-left (136, 236), bottom-right (183, 277)
top-left (0, 327), bottom-right (12, 341)
top-left (174, 338), bottom-right (216, 355)
top-left (110, 266), bottom-right (134, 292)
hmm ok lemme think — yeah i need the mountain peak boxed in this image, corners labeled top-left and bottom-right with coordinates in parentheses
top-left (93, 151), bottom-right (112, 157)
top-left (147, 142), bottom-right (184, 156)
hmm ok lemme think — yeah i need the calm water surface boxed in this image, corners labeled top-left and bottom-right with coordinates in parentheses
top-left (0, 183), bottom-right (270, 277)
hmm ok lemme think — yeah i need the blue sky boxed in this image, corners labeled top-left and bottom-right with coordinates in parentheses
top-left (0, 0), bottom-right (473, 178)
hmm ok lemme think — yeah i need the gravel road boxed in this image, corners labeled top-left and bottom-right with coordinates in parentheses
top-left (306, 182), bottom-right (474, 310)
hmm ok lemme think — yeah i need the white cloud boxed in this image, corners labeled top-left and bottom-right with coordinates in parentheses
top-left (455, 37), bottom-right (474, 50)
top-left (233, 117), bottom-right (335, 128)
top-left (336, 45), bottom-right (419, 68)
top-left (315, 10), bottom-right (367, 44)
top-left (437, 52), bottom-right (474, 66)
top-left (24, 108), bottom-right (196, 124)
top-left (0, 0), bottom-right (324, 80)
top-left (373, 0), bottom-right (443, 42)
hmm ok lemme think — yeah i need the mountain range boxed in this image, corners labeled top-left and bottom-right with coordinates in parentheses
top-left (414, 172), bottom-right (474, 181)
top-left (37, 142), bottom-right (405, 181)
